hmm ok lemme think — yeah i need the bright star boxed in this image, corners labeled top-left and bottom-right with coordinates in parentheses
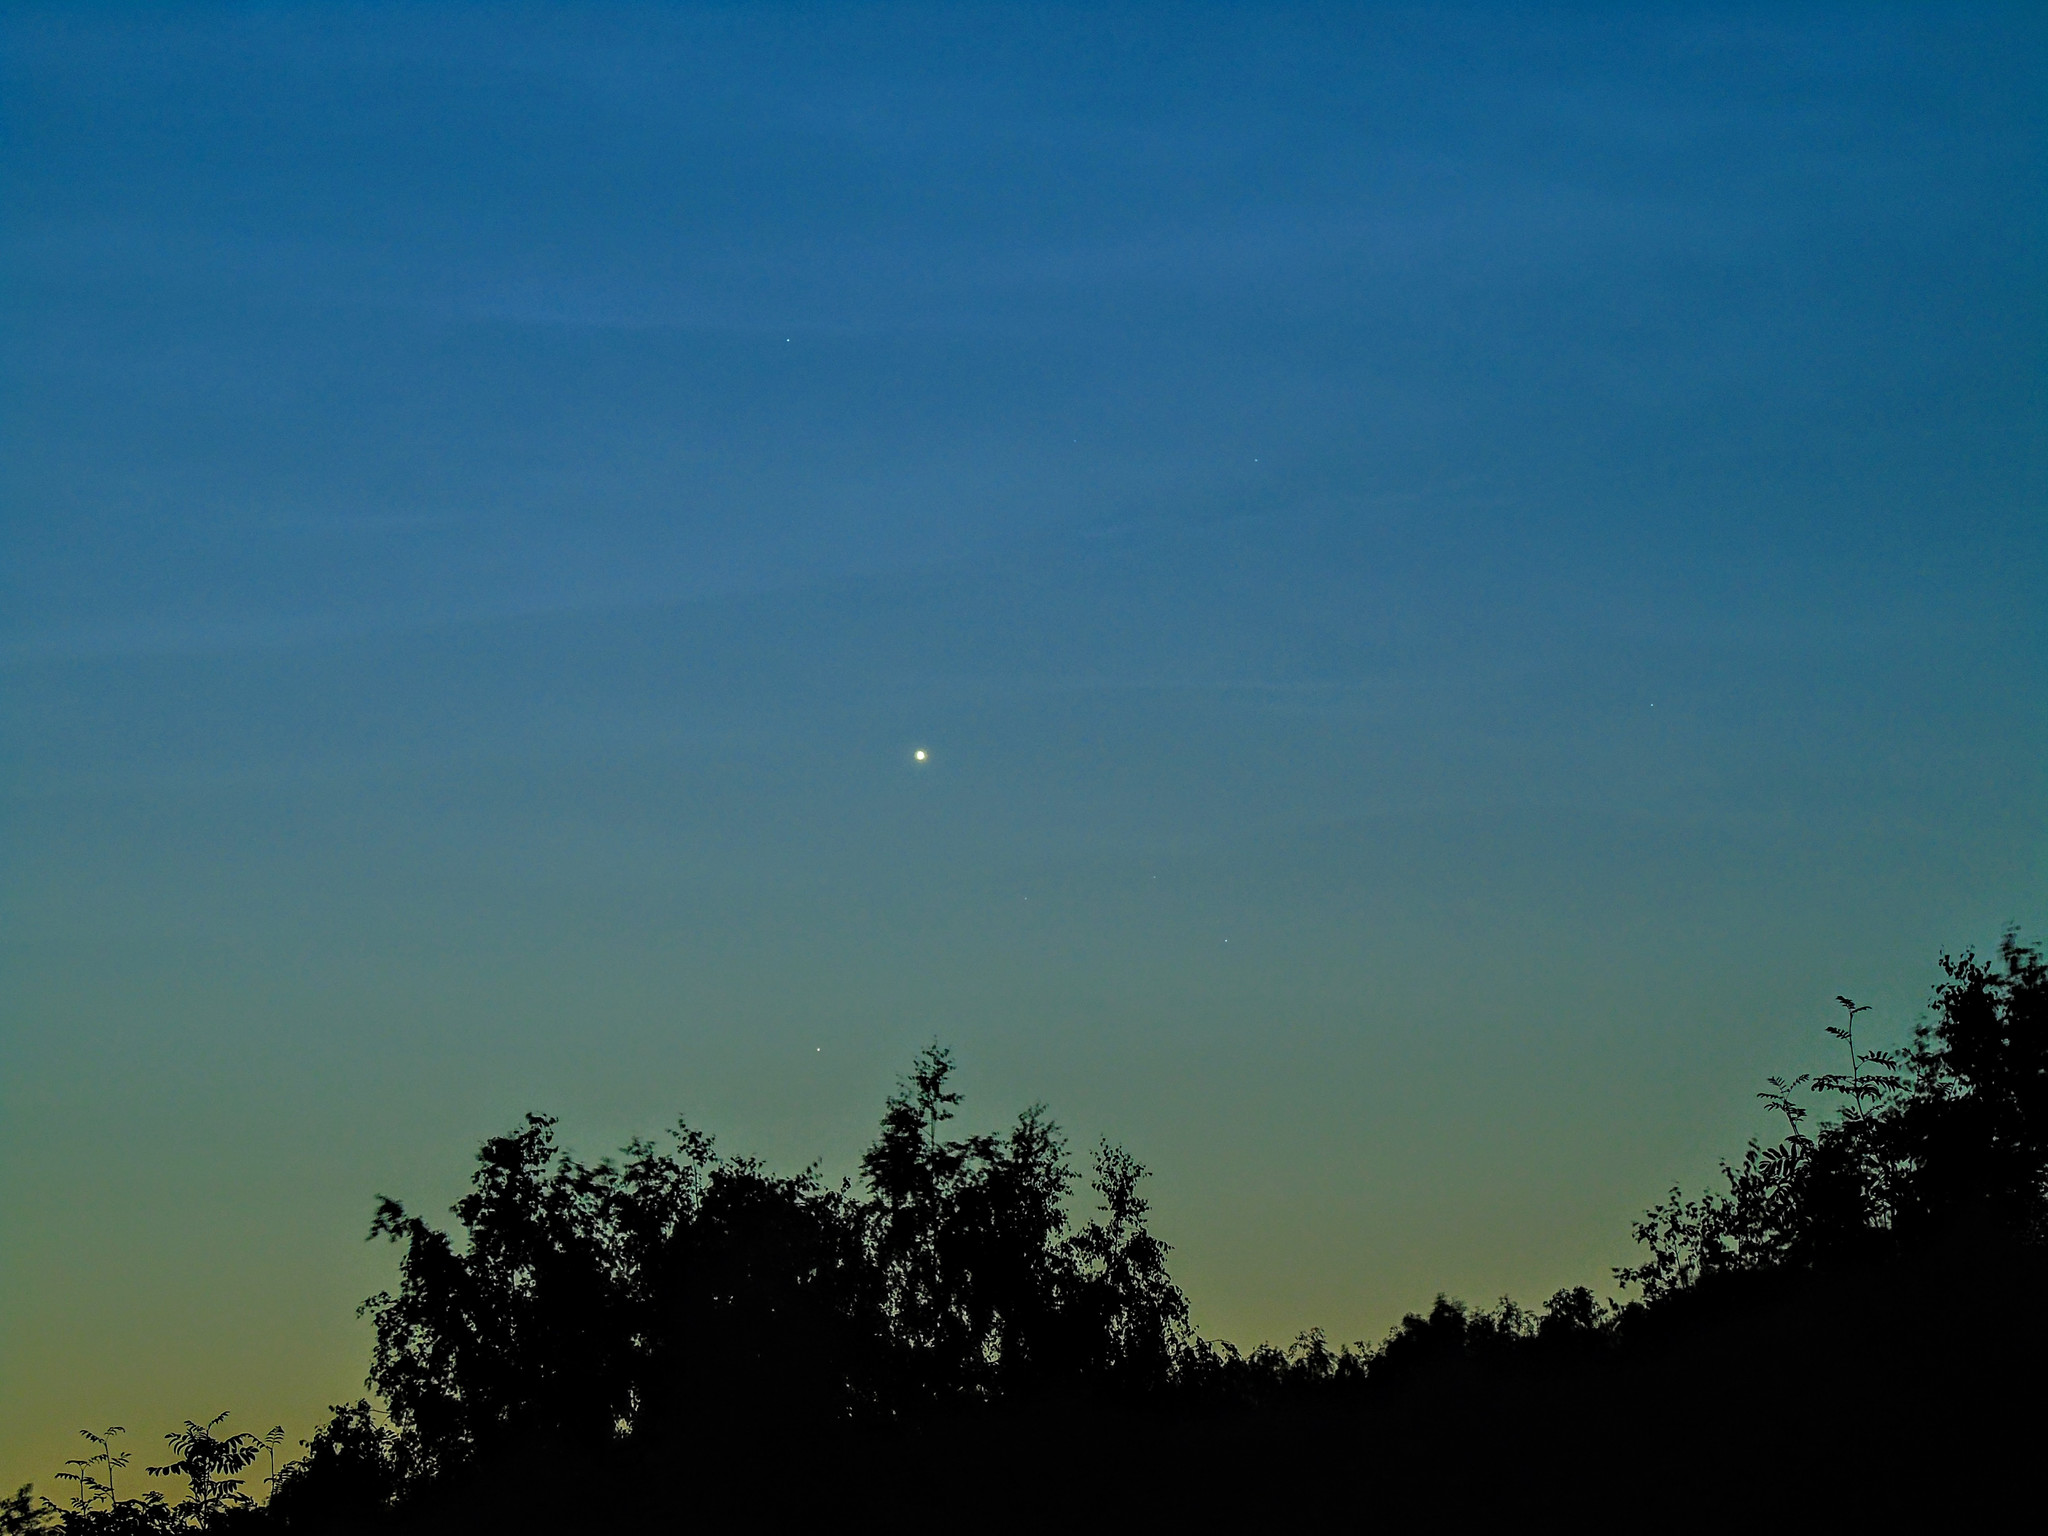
top-left (913, 749), bottom-right (928, 762)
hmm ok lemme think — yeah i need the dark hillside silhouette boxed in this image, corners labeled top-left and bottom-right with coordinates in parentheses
top-left (14, 937), bottom-right (2045, 1530)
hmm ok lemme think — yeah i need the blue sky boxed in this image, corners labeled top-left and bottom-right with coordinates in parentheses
top-left (2, 0), bottom-right (2042, 1492)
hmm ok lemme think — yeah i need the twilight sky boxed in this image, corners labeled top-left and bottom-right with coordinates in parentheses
top-left (2, 1), bottom-right (2042, 1491)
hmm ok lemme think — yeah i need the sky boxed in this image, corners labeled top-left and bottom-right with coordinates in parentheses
top-left (2, 0), bottom-right (2043, 1494)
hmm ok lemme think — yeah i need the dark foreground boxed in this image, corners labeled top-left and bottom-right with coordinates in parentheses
top-left (17, 936), bottom-right (2044, 1532)
top-left (361, 1241), bottom-right (2042, 1532)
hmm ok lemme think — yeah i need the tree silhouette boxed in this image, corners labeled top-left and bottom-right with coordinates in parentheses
top-left (26, 932), bottom-right (2043, 1528)
top-left (354, 1040), bottom-right (1189, 1480)
top-left (264, 1404), bottom-right (406, 1530)
top-left (1618, 932), bottom-right (2045, 1300)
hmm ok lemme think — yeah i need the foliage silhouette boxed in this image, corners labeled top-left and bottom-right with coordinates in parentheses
top-left (262, 1406), bottom-right (405, 1532)
top-left (1616, 931), bottom-right (2046, 1298)
top-left (1, 1485), bottom-right (53, 1536)
top-left (25, 935), bottom-right (2046, 1527)
top-left (145, 1416), bottom-right (263, 1521)
top-left (354, 1042), bottom-right (1190, 1479)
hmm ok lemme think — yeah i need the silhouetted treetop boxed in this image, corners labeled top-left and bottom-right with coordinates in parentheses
top-left (1619, 931), bottom-right (2046, 1300)
top-left (357, 1045), bottom-right (1191, 1480)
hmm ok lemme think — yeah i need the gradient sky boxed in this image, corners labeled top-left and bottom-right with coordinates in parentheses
top-left (2, 1), bottom-right (2043, 1494)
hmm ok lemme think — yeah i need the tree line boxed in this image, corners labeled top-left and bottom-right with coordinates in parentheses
top-left (10, 932), bottom-right (2043, 1529)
